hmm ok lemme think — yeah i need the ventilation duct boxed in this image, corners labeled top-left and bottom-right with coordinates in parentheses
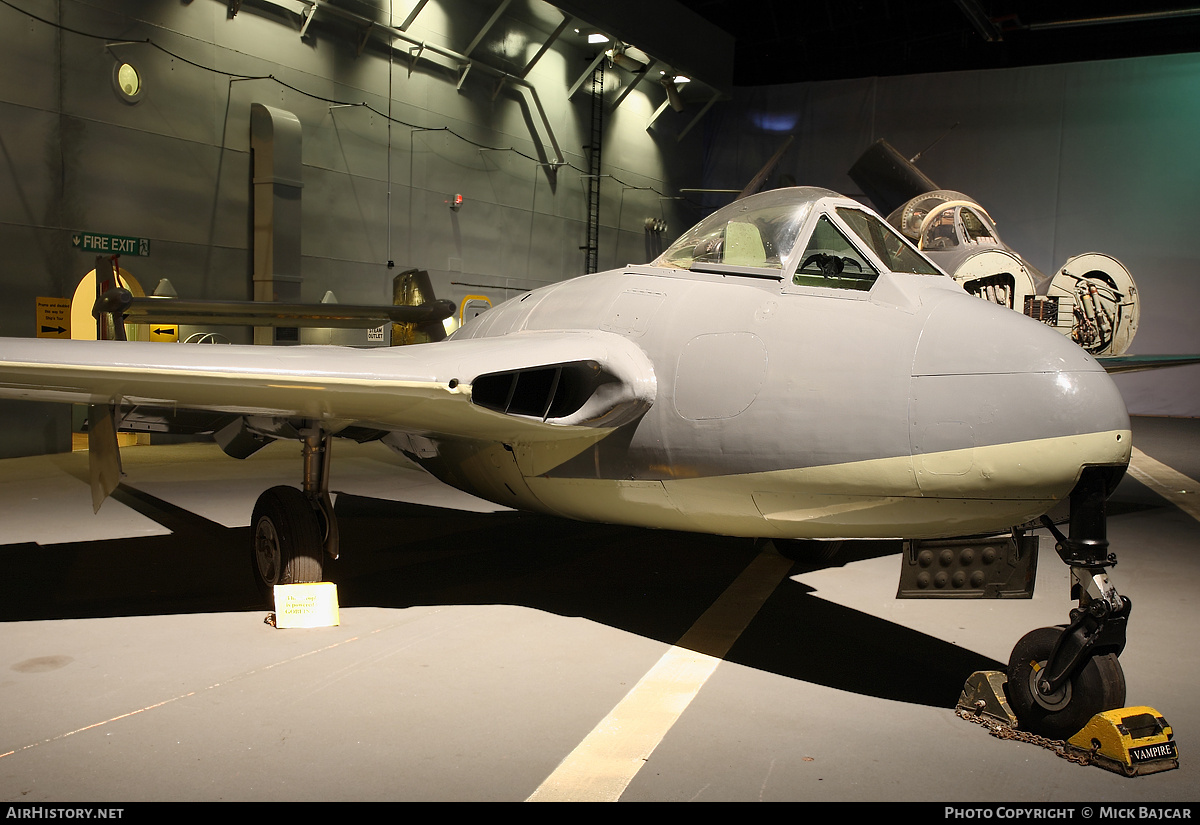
top-left (250, 103), bottom-right (304, 345)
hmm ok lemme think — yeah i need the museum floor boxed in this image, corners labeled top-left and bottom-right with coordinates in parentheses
top-left (0, 417), bottom-right (1196, 802)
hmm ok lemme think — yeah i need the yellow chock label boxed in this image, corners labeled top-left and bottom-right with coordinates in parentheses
top-left (273, 582), bottom-right (340, 628)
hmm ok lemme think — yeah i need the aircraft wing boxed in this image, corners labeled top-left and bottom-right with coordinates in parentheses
top-left (1097, 354), bottom-right (1200, 374)
top-left (118, 296), bottom-right (456, 329)
top-left (0, 331), bottom-right (657, 444)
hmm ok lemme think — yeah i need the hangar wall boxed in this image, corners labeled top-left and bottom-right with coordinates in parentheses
top-left (0, 0), bottom-right (704, 457)
top-left (704, 54), bottom-right (1200, 417)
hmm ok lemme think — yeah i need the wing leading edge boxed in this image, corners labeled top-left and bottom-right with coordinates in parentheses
top-left (1097, 354), bottom-right (1200, 374)
top-left (0, 331), bottom-right (657, 445)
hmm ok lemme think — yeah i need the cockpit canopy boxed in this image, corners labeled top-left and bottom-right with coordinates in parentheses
top-left (887, 190), bottom-right (1003, 253)
top-left (654, 186), bottom-right (940, 291)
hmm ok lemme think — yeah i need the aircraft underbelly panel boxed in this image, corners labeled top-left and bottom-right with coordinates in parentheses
top-left (520, 476), bottom-right (694, 531)
top-left (521, 430), bottom-right (1128, 539)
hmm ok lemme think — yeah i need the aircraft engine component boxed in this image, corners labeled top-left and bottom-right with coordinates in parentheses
top-left (948, 249), bottom-right (1035, 310)
top-left (1023, 294), bottom-right (1060, 324)
top-left (1048, 253), bottom-right (1139, 357)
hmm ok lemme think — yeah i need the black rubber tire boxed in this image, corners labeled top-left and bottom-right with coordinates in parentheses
top-left (774, 539), bottom-right (845, 565)
top-left (1006, 626), bottom-right (1127, 740)
top-left (251, 486), bottom-right (324, 604)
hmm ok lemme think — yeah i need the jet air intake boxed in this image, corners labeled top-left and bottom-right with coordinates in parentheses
top-left (471, 360), bottom-right (649, 428)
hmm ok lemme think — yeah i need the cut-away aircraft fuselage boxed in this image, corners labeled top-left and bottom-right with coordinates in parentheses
top-left (849, 139), bottom-right (1141, 358)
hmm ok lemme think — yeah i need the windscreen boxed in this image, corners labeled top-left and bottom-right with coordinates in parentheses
top-left (836, 207), bottom-right (941, 276)
top-left (654, 188), bottom-right (832, 270)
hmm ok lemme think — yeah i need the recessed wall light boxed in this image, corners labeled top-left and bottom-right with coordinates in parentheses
top-left (113, 61), bottom-right (143, 103)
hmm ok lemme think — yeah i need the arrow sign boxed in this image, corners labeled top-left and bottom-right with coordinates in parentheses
top-left (35, 298), bottom-right (71, 339)
top-left (149, 324), bottom-right (178, 343)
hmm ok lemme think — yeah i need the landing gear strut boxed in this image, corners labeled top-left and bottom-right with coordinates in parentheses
top-left (250, 426), bottom-right (339, 603)
top-left (1006, 467), bottom-right (1131, 738)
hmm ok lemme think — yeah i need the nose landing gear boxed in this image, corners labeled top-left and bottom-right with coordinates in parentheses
top-left (1004, 467), bottom-right (1130, 739)
top-left (957, 467), bottom-right (1177, 774)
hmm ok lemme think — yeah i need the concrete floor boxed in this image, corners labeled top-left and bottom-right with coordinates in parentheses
top-left (0, 417), bottom-right (1197, 802)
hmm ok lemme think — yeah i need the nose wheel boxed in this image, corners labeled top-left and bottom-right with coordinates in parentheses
top-left (1007, 626), bottom-right (1127, 740)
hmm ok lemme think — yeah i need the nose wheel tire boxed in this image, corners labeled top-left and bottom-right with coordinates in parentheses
top-left (251, 485), bottom-right (325, 604)
top-left (1006, 626), bottom-right (1127, 740)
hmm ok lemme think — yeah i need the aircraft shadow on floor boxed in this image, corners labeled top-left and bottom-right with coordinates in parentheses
top-left (0, 482), bottom-right (1003, 710)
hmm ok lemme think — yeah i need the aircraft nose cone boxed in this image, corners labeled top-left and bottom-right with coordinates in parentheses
top-left (910, 293), bottom-right (1130, 501)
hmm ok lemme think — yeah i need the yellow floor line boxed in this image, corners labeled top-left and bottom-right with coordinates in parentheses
top-left (1128, 447), bottom-right (1200, 523)
top-left (526, 547), bottom-right (794, 802)
top-left (526, 447), bottom-right (1196, 801)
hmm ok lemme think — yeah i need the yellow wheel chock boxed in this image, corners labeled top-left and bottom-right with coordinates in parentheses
top-left (957, 673), bottom-right (1179, 776)
top-left (1067, 706), bottom-right (1179, 776)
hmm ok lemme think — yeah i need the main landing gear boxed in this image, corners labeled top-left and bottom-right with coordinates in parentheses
top-left (250, 426), bottom-right (339, 604)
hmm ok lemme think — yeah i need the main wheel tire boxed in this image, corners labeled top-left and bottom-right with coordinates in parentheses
top-left (251, 486), bottom-right (324, 604)
top-left (1006, 626), bottom-right (1127, 740)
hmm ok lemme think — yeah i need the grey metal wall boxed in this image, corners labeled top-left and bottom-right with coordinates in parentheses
top-left (703, 55), bottom-right (1200, 417)
top-left (0, 0), bottom-right (703, 457)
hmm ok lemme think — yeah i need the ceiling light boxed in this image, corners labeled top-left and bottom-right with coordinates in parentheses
top-left (608, 44), bottom-right (649, 72)
top-left (588, 33), bottom-right (609, 44)
top-left (661, 77), bottom-right (684, 112)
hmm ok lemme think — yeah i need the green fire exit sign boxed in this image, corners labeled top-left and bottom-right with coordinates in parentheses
top-left (72, 231), bottom-right (150, 256)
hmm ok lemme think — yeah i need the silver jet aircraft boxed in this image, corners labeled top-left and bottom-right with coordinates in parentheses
top-left (0, 187), bottom-right (1135, 738)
